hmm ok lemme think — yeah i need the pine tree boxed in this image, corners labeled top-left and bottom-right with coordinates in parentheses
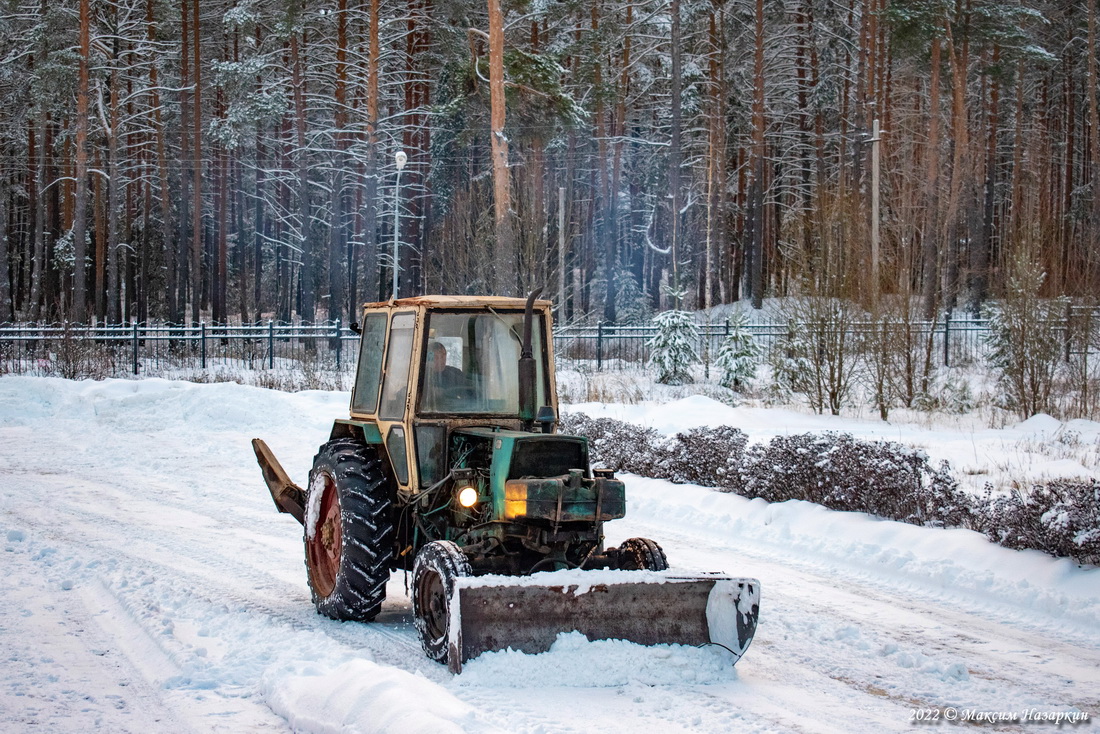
top-left (715, 311), bottom-right (761, 391)
top-left (647, 306), bottom-right (699, 385)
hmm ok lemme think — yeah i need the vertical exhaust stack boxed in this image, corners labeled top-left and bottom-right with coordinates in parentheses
top-left (518, 287), bottom-right (543, 431)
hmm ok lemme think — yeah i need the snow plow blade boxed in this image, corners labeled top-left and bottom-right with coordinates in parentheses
top-left (251, 438), bottom-right (306, 525)
top-left (446, 572), bottom-right (760, 673)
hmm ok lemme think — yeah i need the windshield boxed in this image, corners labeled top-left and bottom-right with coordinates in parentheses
top-left (420, 311), bottom-right (547, 414)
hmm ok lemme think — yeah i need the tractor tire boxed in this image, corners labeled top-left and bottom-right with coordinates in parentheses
top-left (616, 537), bottom-right (669, 571)
top-left (304, 438), bottom-right (395, 621)
top-left (411, 540), bottom-right (472, 663)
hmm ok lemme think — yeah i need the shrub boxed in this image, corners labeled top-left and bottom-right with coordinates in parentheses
top-left (984, 261), bottom-right (1065, 418)
top-left (982, 479), bottom-right (1100, 565)
top-left (558, 413), bottom-right (747, 491)
top-left (740, 432), bottom-right (974, 527)
top-left (560, 413), bottom-right (1097, 565)
top-left (770, 298), bottom-right (863, 415)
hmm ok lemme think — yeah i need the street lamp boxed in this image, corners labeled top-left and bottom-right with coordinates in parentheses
top-left (392, 150), bottom-right (407, 300)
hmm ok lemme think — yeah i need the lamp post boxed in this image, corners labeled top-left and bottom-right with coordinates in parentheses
top-left (392, 150), bottom-right (407, 300)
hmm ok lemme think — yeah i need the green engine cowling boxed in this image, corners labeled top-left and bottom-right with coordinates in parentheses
top-left (451, 428), bottom-right (625, 526)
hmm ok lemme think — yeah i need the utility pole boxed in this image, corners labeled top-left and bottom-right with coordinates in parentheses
top-left (558, 186), bottom-right (566, 317)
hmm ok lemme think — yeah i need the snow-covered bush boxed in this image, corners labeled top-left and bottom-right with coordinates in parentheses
top-left (647, 309), bottom-right (699, 385)
top-left (984, 262), bottom-right (1065, 418)
top-left (739, 432), bottom-right (974, 528)
top-left (668, 426), bottom-right (748, 490)
top-left (714, 312), bottom-right (761, 391)
top-left (558, 413), bottom-right (746, 490)
top-left (558, 413), bottom-right (669, 476)
top-left (562, 414), bottom-right (1100, 563)
top-left (981, 479), bottom-right (1100, 565)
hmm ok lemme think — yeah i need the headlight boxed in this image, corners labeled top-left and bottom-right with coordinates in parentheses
top-left (456, 485), bottom-right (479, 508)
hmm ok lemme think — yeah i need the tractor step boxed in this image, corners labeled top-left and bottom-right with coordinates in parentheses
top-left (446, 571), bottom-right (760, 673)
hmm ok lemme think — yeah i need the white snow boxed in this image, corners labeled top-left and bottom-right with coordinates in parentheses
top-left (1, 376), bottom-right (1097, 733)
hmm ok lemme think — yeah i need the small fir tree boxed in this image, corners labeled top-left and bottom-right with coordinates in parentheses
top-left (715, 312), bottom-right (761, 391)
top-left (614, 269), bottom-right (652, 325)
top-left (648, 297), bottom-right (699, 385)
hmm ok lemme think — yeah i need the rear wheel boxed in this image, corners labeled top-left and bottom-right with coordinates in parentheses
top-left (411, 540), bottom-right (471, 662)
top-left (616, 537), bottom-right (669, 571)
top-left (305, 438), bottom-right (394, 621)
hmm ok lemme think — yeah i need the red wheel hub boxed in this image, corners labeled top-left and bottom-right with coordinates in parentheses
top-left (307, 473), bottom-right (342, 598)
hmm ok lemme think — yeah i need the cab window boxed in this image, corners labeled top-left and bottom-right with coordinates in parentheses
top-left (351, 313), bottom-right (387, 414)
top-left (379, 313), bottom-right (415, 420)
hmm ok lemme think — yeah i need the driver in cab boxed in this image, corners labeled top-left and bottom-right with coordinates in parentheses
top-left (425, 341), bottom-right (466, 409)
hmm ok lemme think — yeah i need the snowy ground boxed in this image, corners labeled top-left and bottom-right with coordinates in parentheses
top-left (1, 376), bottom-right (1097, 733)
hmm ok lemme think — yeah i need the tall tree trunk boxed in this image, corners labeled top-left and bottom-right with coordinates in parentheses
top-left (360, 0), bottom-right (380, 303)
top-left (972, 46), bottom-right (998, 313)
top-left (104, 25), bottom-right (123, 324)
top-left (0, 162), bottom-right (10, 320)
top-left (748, 0), bottom-right (764, 309)
top-left (488, 0), bottom-right (515, 295)
top-left (188, 0), bottom-right (202, 323)
top-left (73, 0), bottom-right (91, 321)
top-left (669, 0), bottom-right (682, 308)
top-left (291, 31), bottom-right (313, 322)
top-left (146, 0), bottom-right (174, 323)
top-left (1089, 0), bottom-right (1100, 291)
top-left (329, 0), bottom-right (349, 323)
top-left (921, 35), bottom-right (942, 319)
top-left (30, 0), bottom-right (48, 320)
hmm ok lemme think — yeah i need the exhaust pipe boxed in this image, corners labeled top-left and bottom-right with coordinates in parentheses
top-left (518, 287), bottom-right (543, 430)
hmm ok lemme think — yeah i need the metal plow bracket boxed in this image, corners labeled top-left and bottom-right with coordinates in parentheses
top-left (446, 575), bottom-right (760, 674)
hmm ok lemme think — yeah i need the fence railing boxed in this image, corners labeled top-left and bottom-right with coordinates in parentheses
top-left (1, 306), bottom-right (1097, 379)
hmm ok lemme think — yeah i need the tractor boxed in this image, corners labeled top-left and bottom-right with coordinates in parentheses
top-left (253, 291), bottom-right (759, 672)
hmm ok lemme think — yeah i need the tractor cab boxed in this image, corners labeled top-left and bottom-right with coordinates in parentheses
top-left (343, 295), bottom-right (558, 494)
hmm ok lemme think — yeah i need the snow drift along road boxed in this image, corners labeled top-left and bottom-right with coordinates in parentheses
top-left (1, 376), bottom-right (1096, 733)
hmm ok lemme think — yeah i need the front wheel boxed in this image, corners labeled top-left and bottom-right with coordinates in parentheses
top-left (411, 540), bottom-right (471, 663)
top-left (305, 438), bottom-right (394, 621)
top-left (615, 537), bottom-right (669, 571)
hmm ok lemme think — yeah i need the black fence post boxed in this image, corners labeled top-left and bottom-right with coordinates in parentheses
top-left (943, 308), bottom-right (951, 367)
top-left (268, 320), bottom-right (275, 369)
top-left (335, 319), bottom-right (342, 369)
top-left (132, 320), bottom-right (139, 375)
top-left (200, 321), bottom-right (207, 369)
top-left (597, 321), bottom-right (605, 371)
top-left (1065, 302), bottom-right (1073, 363)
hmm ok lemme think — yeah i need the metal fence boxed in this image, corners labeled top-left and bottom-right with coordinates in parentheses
top-left (556, 313), bottom-right (995, 370)
top-left (0, 321), bottom-right (357, 378)
top-left (1, 306), bottom-right (1097, 380)
top-left (555, 306), bottom-right (1100, 371)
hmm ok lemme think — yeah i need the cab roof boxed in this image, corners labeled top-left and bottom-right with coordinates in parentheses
top-left (363, 295), bottom-right (553, 310)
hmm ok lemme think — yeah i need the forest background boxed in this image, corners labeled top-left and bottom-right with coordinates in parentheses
top-left (0, 0), bottom-right (1097, 327)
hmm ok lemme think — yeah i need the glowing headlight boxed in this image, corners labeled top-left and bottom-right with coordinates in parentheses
top-left (457, 486), bottom-right (479, 508)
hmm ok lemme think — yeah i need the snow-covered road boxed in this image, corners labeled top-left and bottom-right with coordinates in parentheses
top-left (1, 377), bottom-right (1096, 733)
